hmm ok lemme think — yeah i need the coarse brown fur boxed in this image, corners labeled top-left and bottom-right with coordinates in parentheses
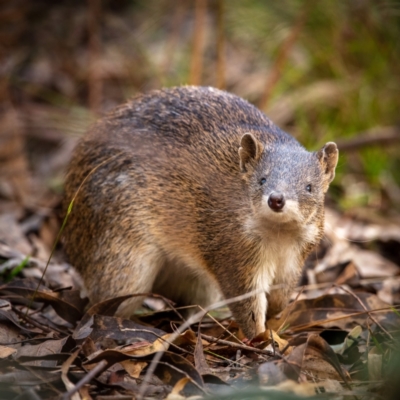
top-left (63, 86), bottom-right (338, 338)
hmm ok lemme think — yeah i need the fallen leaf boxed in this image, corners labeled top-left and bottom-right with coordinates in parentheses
top-left (0, 345), bottom-right (17, 358)
top-left (61, 348), bottom-right (81, 400)
top-left (120, 359), bottom-right (147, 378)
top-left (90, 314), bottom-right (166, 344)
top-left (15, 337), bottom-right (69, 367)
top-left (0, 279), bottom-right (83, 324)
top-left (283, 334), bottom-right (349, 386)
top-left (194, 325), bottom-right (210, 375)
top-left (271, 293), bottom-right (396, 333)
top-left (368, 349), bottom-right (382, 381)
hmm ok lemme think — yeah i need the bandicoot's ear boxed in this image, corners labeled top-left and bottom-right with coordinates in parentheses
top-left (317, 142), bottom-right (338, 188)
top-left (239, 133), bottom-right (263, 172)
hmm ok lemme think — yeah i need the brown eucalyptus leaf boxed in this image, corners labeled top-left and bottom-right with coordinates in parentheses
top-left (61, 348), bottom-right (81, 400)
top-left (84, 348), bottom-right (132, 370)
top-left (0, 369), bottom-right (59, 386)
top-left (120, 359), bottom-right (147, 378)
top-left (122, 334), bottom-right (171, 355)
top-left (85, 347), bottom-right (205, 390)
top-left (0, 279), bottom-right (83, 324)
top-left (90, 314), bottom-right (166, 344)
top-left (271, 293), bottom-right (395, 332)
top-left (73, 294), bottom-right (145, 340)
top-left (168, 376), bottom-right (190, 398)
top-left (0, 345), bottom-right (17, 358)
top-left (334, 262), bottom-right (360, 286)
top-left (0, 320), bottom-right (22, 345)
top-left (0, 214), bottom-right (32, 255)
top-left (194, 325), bottom-right (210, 375)
top-left (15, 337), bottom-right (69, 367)
top-left (283, 334), bottom-right (349, 385)
top-left (84, 295), bottom-right (140, 318)
top-left (0, 309), bottom-right (39, 334)
top-left (154, 352), bottom-right (205, 395)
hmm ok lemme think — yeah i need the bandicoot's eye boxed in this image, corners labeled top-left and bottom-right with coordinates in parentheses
top-left (260, 177), bottom-right (267, 185)
top-left (306, 184), bottom-right (312, 193)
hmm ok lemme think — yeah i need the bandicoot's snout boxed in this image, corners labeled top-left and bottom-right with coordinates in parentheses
top-left (268, 192), bottom-right (285, 212)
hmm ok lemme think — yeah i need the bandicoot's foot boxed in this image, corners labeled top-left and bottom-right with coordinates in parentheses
top-left (249, 330), bottom-right (269, 344)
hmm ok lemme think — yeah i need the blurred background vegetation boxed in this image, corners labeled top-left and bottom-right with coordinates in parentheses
top-left (1, 0), bottom-right (400, 219)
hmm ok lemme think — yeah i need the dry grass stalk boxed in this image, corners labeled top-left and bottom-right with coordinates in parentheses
top-left (162, 0), bottom-right (187, 76)
top-left (189, 0), bottom-right (207, 85)
top-left (215, 0), bottom-right (226, 89)
top-left (258, 3), bottom-right (310, 111)
top-left (88, 0), bottom-right (102, 114)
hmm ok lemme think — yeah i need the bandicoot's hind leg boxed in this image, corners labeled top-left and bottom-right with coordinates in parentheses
top-left (83, 244), bottom-right (164, 317)
top-left (152, 260), bottom-right (223, 316)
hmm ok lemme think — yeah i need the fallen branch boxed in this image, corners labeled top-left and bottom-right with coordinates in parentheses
top-left (336, 126), bottom-right (400, 152)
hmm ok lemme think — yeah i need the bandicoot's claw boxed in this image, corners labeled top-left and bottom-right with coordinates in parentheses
top-left (242, 337), bottom-right (252, 345)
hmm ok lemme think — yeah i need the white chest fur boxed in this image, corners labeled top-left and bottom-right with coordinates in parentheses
top-left (254, 233), bottom-right (302, 294)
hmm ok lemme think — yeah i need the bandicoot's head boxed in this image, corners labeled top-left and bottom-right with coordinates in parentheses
top-left (239, 132), bottom-right (338, 231)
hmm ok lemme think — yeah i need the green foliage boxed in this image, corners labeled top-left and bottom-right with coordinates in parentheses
top-left (2, 256), bottom-right (30, 283)
top-left (7, 0), bottom-right (400, 212)
top-left (223, 2), bottom-right (400, 209)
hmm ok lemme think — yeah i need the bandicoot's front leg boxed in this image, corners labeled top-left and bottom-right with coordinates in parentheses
top-left (214, 253), bottom-right (268, 338)
top-left (228, 291), bottom-right (267, 338)
top-left (266, 267), bottom-right (303, 319)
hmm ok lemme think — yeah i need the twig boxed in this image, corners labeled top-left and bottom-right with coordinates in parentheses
top-left (290, 306), bottom-right (400, 333)
top-left (22, 364), bottom-right (62, 397)
top-left (62, 359), bottom-right (107, 400)
top-left (277, 286), bottom-right (305, 333)
top-left (146, 360), bottom-right (206, 394)
top-left (334, 284), bottom-right (393, 339)
top-left (200, 333), bottom-right (274, 357)
top-left (194, 305), bottom-right (244, 345)
top-left (13, 306), bottom-right (52, 333)
top-left (335, 126), bottom-right (400, 152)
top-left (294, 276), bottom-right (400, 292)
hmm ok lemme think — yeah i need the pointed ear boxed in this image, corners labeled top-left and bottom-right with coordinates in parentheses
top-left (239, 133), bottom-right (263, 172)
top-left (317, 142), bottom-right (338, 187)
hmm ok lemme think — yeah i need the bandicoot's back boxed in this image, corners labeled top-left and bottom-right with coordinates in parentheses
top-left (63, 86), bottom-right (338, 338)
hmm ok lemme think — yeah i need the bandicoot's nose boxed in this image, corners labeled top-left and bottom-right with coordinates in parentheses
top-left (268, 192), bottom-right (285, 212)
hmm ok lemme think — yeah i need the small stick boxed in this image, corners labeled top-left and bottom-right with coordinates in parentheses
top-left (290, 306), bottom-right (399, 333)
top-left (13, 306), bottom-right (52, 334)
top-left (277, 286), bottom-right (305, 333)
top-left (333, 284), bottom-right (393, 340)
top-left (336, 126), bottom-right (400, 152)
top-left (62, 359), bottom-right (107, 400)
top-left (200, 333), bottom-right (275, 357)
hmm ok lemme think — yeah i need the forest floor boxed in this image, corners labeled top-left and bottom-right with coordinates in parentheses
top-left (0, 151), bottom-right (399, 400)
top-left (1, 2), bottom-right (400, 399)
